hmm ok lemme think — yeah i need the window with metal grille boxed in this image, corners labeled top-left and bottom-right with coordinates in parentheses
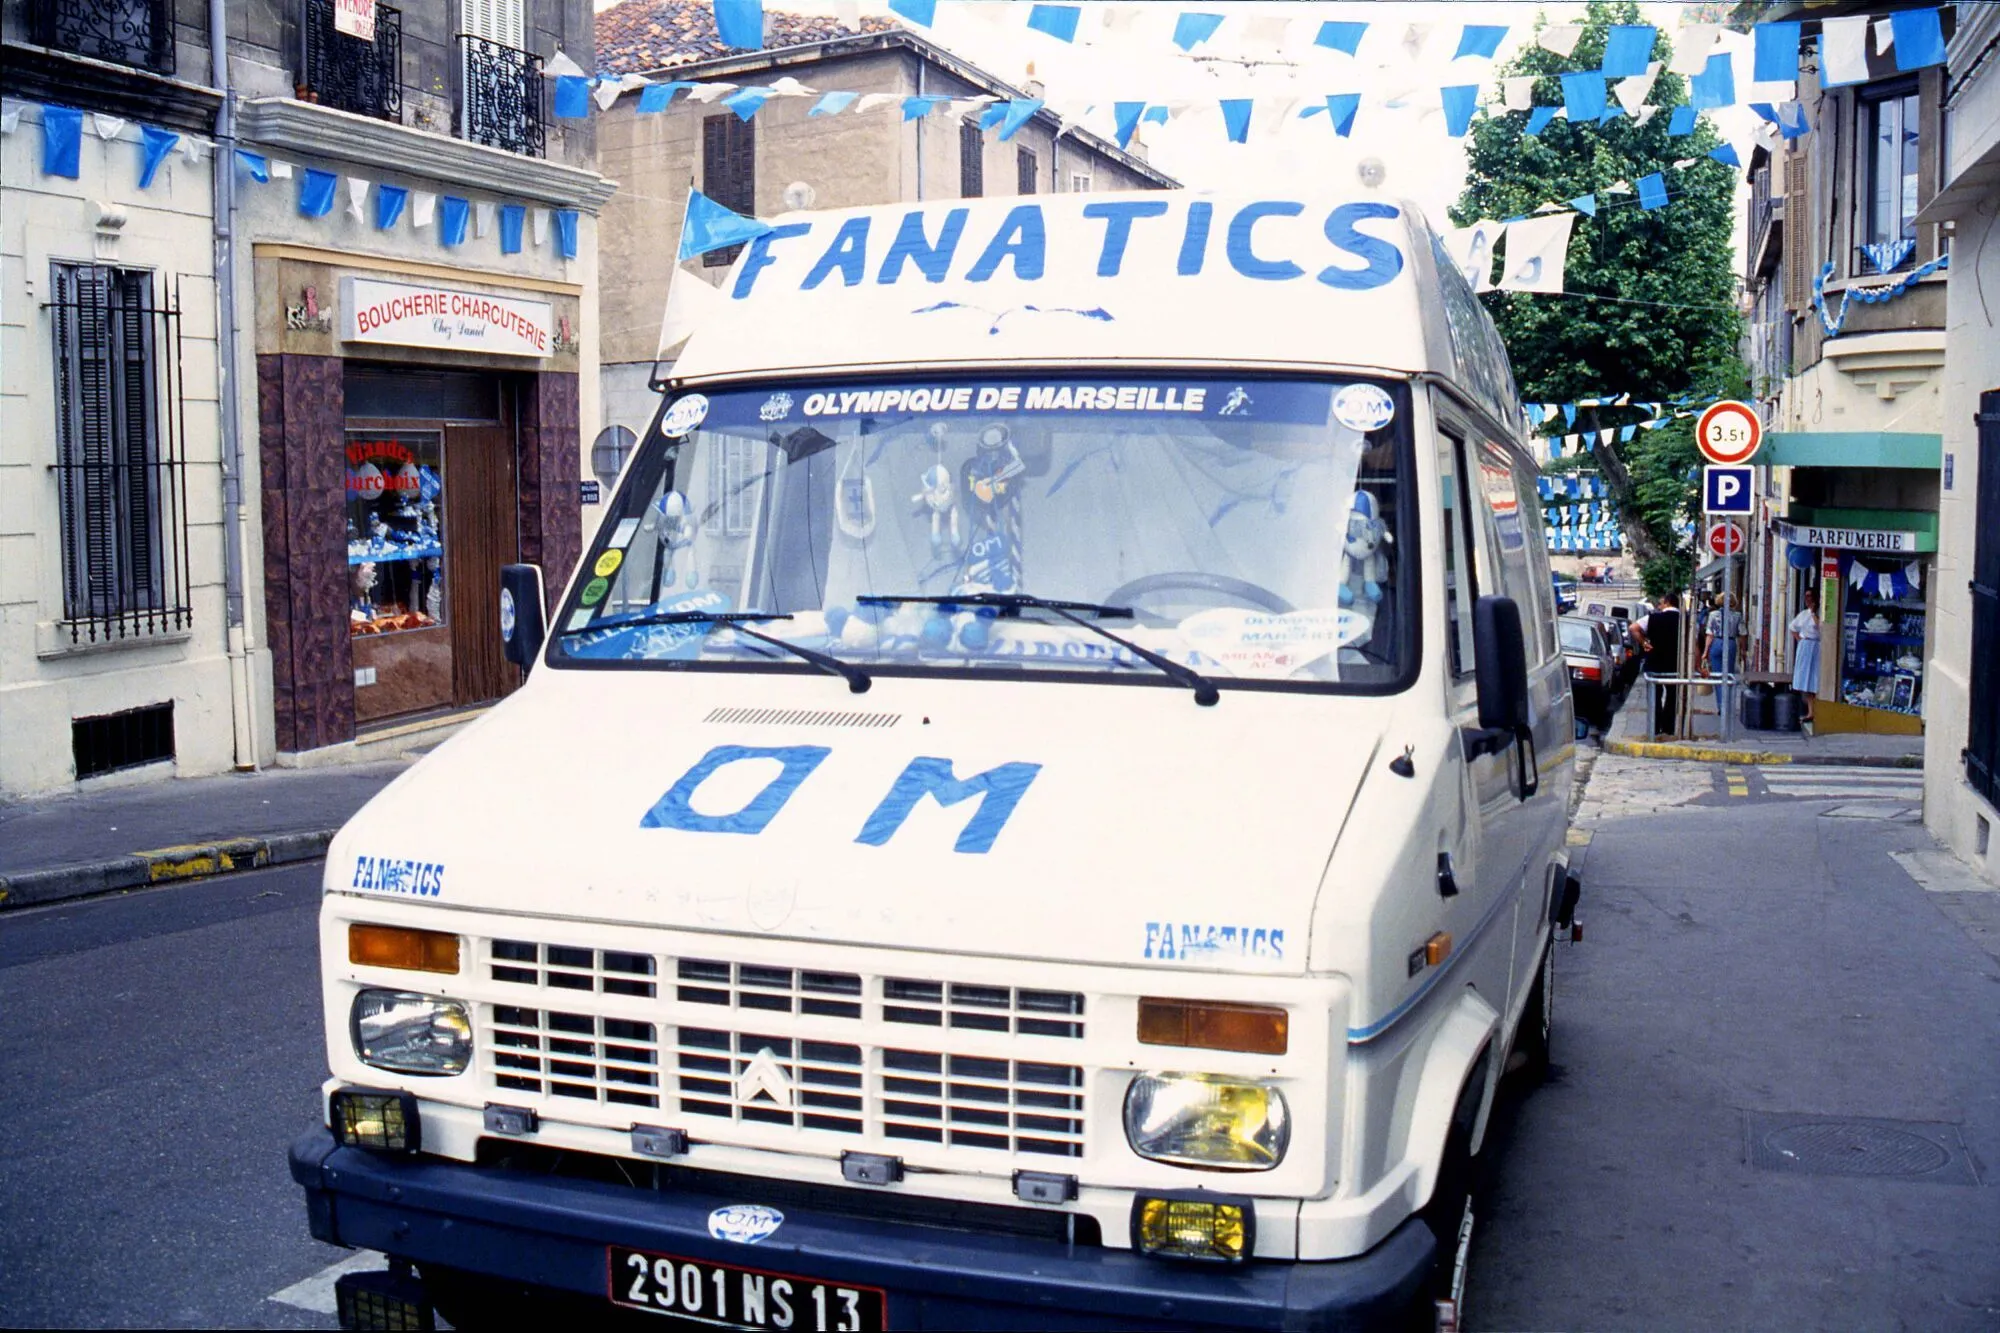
top-left (1966, 390), bottom-right (2000, 809)
top-left (1016, 146), bottom-right (1038, 195)
top-left (30, 0), bottom-right (175, 74)
top-left (72, 702), bottom-right (175, 779)
top-left (702, 114), bottom-right (757, 267)
top-left (960, 119), bottom-right (983, 197)
top-left (48, 264), bottom-right (192, 644)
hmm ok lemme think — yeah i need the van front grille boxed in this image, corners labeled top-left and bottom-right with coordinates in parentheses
top-left (477, 938), bottom-right (1088, 1160)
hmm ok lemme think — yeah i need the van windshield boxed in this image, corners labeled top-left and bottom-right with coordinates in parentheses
top-left (553, 373), bottom-right (1414, 693)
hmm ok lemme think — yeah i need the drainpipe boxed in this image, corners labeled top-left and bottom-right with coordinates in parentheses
top-left (210, 0), bottom-right (257, 770)
top-left (913, 58), bottom-right (925, 201)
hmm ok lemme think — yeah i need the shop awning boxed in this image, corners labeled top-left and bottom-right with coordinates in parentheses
top-left (1695, 553), bottom-right (1743, 583)
top-left (1758, 431), bottom-right (1942, 469)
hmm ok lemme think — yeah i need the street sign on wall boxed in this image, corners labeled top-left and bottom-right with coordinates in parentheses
top-left (1707, 521), bottom-right (1746, 557)
top-left (1696, 400), bottom-right (1762, 465)
top-left (1703, 465), bottom-right (1754, 514)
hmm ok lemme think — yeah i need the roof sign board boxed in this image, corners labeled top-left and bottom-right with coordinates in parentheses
top-left (669, 194), bottom-right (1527, 441)
top-left (1774, 520), bottom-right (1919, 554)
top-left (342, 277), bottom-right (552, 358)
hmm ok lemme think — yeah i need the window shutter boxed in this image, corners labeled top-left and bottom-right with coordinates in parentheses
top-left (960, 120), bottom-right (983, 198)
top-left (1017, 147), bottom-right (1037, 195)
top-left (702, 114), bottom-right (755, 266)
top-left (1782, 142), bottom-right (1809, 311)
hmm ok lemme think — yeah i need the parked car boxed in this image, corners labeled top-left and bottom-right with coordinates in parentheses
top-left (1561, 614), bottom-right (1619, 727)
top-left (1579, 598), bottom-right (1649, 683)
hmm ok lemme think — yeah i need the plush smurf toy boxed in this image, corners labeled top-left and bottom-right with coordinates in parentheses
top-left (1338, 491), bottom-right (1392, 627)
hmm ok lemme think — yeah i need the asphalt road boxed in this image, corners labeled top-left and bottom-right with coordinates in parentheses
top-left (4, 762), bottom-right (1996, 1331)
top-left (0, 864), bottom-right (342, 1331)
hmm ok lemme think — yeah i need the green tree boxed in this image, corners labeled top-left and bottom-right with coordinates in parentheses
top-left (1451, 0), bottom-right (1743, 595)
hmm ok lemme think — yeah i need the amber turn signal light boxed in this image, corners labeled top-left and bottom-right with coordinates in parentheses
top-left (1137, 998), bottom-right (1288, 1056)
top-left (1426, 932), bottom-right (1453, 966)
top-left (349, 923), bottom-right (460, 974)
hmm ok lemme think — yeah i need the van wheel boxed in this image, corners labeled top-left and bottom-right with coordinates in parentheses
top-left (1515, 938), bottom-right (1553, 1080)
top-left (1409, 1066), bottom-right (1487, 1331)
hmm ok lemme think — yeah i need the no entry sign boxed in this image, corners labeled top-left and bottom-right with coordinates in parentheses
top-left (1696, 400), bottom-right (1762, 465)
top-left (1707, 520), bottom-right (1746, 557)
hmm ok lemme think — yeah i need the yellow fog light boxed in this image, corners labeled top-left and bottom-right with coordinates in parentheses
top-left (1123, 1073), bottom-right (1291, 1170)
top-left (330, 1087), bottom-right (421, 1153)
top-left (1131, 1194), bottom-right (1255, 1263)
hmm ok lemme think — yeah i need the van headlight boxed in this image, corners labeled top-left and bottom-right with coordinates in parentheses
top-left (1123, 1073), bottom-right (1290, 1170)
top-left (352, 988), bottom-right (472, 1076)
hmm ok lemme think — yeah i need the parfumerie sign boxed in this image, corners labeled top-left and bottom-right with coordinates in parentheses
top-left (1775, 520), bottom-right (1918, 554)
top-left (341, 277), bottom-right (552, 358)
top-left (333, 0), bottom-right (376, 40)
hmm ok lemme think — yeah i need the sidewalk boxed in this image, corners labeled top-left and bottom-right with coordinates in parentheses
top-left (0, 762), bottom-right (408, 911)
top-left (1602, 678), bottom-right (1923, 766)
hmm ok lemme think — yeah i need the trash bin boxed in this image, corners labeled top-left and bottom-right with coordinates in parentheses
top-left (1771, 688), bottom-right (1803, 732)
top-left (1740, 681), bottom-right (1775, 731)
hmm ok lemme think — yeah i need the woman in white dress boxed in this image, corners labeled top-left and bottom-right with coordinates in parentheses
top-left (1789, 588), bottom-right (1820, 724)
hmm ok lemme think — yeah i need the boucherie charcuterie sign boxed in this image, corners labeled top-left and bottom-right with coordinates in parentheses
top-left (340, 277), bottom-right (553, 358)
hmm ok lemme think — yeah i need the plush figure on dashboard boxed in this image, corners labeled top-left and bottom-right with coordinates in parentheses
top-left (957, 423), bottom-right (1027, 592)
top-left (1338, 491), bottom-right (1392, 627)
top-left (913, 463), bottom-right (963, 559)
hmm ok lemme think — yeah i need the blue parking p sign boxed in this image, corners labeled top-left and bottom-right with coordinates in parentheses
top-left (1704, 465), bottom-right (1753, 515)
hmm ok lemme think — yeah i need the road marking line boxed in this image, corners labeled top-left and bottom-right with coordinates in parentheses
top-left (268, 1250), bottom-right (383, 1314)
top-left (1724, 767), bottom-right (1750, 797)
top-left (1566, 828), bottom-right (1593, 847)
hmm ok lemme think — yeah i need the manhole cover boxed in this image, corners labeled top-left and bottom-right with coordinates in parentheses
top-left (1744, 1113), bottom-right (1979, 1184)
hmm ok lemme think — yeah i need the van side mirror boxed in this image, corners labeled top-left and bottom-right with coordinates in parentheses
top-left (1464, 595), bottom-right (1539, 798)
top-left (1474, 595), bottom-right (1530, 733)
top-left (500, 564), bottom-right (547, 669)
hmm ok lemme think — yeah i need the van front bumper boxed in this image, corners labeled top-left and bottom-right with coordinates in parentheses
top-left (290, 1129), bottom-right (1433, 1332)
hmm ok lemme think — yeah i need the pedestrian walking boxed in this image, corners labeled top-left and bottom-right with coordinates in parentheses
top-left (1703, 592), bottom-right (1746, 724)
top-left (1631, 591), bottom-right (1684, 738)
top-left (1789, 588), bottom-right (1820, 725)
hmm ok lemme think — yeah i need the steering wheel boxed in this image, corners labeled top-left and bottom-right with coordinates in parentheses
top-left (1103, 572), bottom-right (1294, 623)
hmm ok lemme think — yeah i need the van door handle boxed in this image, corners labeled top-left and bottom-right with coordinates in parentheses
top-left (1437, 852), bottom-right (1460, 899)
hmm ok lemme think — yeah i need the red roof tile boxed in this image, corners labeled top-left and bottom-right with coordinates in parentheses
top-left (596, 0), bottom-right (898, 74)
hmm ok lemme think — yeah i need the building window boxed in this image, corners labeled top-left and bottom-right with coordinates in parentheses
top-left (1968, 391), bottom-right (2000, 808)
top-left (960, 119), bottom-right (984, 198)
top-left (30, 0), bottom-right (175, 75)
top-left (457, 0), bottom-right (544, 158)
top-left (703, 113), bottom-right (757, 266)
top-left (48, 263), bottom-right (191, 643)
top-left (1017, 146), bottom-right (1038, 195)
top-left (1859, 83), bottom-right (1920, 274)
top-left (1070, 172), bottom-right (1092, 194)
top-left (301, 0), bottom-right (403, 123)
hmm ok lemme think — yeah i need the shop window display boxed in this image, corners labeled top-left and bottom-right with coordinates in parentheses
top-left (347, 431), bottom-right (446, 636)
top-left (1839, 554), bottom-right (1924, 715)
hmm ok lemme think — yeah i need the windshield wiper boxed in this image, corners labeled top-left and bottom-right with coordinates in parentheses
top-left (560, 611), bottom-right (871, 694)
top-left (857, 592), bottom-right (1220, 706)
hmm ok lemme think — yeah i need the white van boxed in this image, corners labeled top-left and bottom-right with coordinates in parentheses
top-left (294, 191), bottom-right (1579, 1332)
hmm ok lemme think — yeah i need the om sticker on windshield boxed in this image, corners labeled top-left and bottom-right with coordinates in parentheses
top-left (660, 393), bottom-right (710, 439)
top-left (1177, 607), bottom-right (1370, 678)
top-left (1332, 384), bottom-right (1396, 433)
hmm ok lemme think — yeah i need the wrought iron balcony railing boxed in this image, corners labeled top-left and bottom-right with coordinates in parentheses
top-left (29, 0), bottom-right (175, 75)
top-left (456, 33), bottom-right (545, 159)
top-left (299, 0), bottom-right (402, 123)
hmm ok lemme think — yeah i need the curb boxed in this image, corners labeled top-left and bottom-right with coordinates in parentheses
top-left (0, 829), bottom-right (337, 913)
top-left (1602, 738), bottom-right (1925, 767)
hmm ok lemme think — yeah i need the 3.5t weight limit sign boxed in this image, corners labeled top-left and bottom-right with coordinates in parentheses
top-left (1697, 400), bottom-right (1763, 465)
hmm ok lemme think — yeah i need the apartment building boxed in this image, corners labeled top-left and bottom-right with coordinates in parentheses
top-left (1740, 2), bottom-right (1948, 738)
top-left (3, 0), bottom-right (612, 794)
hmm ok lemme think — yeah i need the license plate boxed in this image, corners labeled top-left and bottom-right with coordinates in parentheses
top-left (609, 1246), bottom-right (887, 1331)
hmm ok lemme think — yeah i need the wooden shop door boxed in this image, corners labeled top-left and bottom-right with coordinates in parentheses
top-left (445, 422), bottom-right (519, 707)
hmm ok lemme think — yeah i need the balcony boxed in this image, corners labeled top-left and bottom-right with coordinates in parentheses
top-left (456, 33), bottom-right (545, 159)
top-left (28, 0), bottom-right (175, 75)
top-left (299, 0), bottom-right (402, 124)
